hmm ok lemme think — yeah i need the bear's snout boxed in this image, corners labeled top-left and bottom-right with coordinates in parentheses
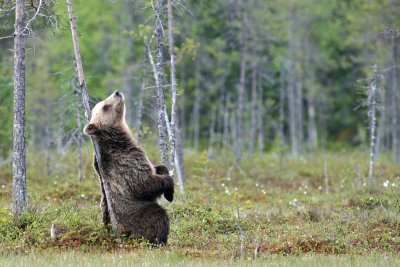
top-left (114, 90), bottom-right (121, 97)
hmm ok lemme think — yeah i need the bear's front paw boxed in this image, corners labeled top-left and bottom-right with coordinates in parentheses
top-left (163, 175), bottom-right (174, 202)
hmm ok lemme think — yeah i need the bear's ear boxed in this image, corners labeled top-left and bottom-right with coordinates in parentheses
top-left (83, 123), bottom-right (98, 136)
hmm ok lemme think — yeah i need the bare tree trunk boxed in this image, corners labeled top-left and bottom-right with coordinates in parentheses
top-left (153, 0), bottom-right (169, 167)
top-left (167, 0), bottom-right (177, 177)
top-left (67, 0), bottom-right (118, 233)
top-left (12, 0), bottom-right (27, 217)
top-left (278, 66), bottom-right (285, 146)
top-left (223, 93), bottom-right (230, 148)
top-left (296, 63), bottom-right (303, 155)
top-left (324, 156), bottom-right (329, 194)
top-left (175, 125), bottom-right (186, 184)
top-left (237, 8), bottom-right (247, 158)
top-left (75, 84), bottom-right (83, 184)
top-left (391, 39), bottom-right (399, 164)
top-left (257, 73), bottom-right (265, 154)
top-left (248, 52), bottom-right (258, 154)
top-left (207, 109), bottom-right (217, 159)
top-left (287, 8), bottom-right (298, 157)
top-left (375, 77), bottom-right (386, 159)
top-left (307, 84), bottom-right (318, 152)
top-left (192, 62), bottom-right (201, 151)
top-left (368, 65), bottom-right (378, 188)
top-left (135, 59), bottom-right (146, 142)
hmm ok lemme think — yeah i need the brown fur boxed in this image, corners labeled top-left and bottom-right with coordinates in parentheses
top-left (84, 91), bottom-right (174, 244)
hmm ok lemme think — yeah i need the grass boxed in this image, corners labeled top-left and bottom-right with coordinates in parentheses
top-left (1, 143), bottom-right (400, 266)
top-left (2, 251), bottom-right (400, 267)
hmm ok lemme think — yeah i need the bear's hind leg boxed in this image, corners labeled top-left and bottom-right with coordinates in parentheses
top-left (130, 202), bottom-right (170, 245)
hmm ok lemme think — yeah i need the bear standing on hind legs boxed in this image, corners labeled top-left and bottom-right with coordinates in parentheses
top-left (83, 90), bottom-right (174, 245)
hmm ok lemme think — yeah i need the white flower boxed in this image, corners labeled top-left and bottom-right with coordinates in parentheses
top-left (318, 186), bottom-right (322, 190)
top-left (221, 183), bottom-right (225, 187)
top-left (1, 185), bottom-right (5, 189)
top-left (289, 198), bottom-right (298, 207)
top-left (383, 180), bottom-right (389, 188)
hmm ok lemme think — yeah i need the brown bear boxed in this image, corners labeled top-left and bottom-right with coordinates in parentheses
top-left (83, 90), bottom-right (174, 245)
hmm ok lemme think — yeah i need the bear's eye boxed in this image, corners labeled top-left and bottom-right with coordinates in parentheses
top-left (102, 105), bottom-right (111, 112)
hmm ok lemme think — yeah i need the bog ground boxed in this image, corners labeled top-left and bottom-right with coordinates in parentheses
top-left (1, 147), bottom-right (400, 266)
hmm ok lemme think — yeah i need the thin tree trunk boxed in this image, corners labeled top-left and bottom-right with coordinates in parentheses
top-left (75, 84), bottom-right (83, 183)
top-left (192, 62), bottom-right (201, 151)
top-left (296, 63), bottom-right (303, 155)
top-left (207, 109), bottom-right (217, 159)
top-left (12, 0), bottom-right (27, 217)
top-left (375, 77), bottom-right (386, 158)
top-left (135, 59), bottom-right (147, 142)
top-left (287, 8), bottom-right (298, 157)
top-left (279, 66), bottom-right (285, 146)
top-left (223, 93), bottom-right (230, 148)
top-left (307, 83), bottom-right (318, 152)
top-left (167, 0), bottom-right (177, 177)
top-left (237, 8), bottom-right (247, 158)
top-left (153, 0), bottom-right (169, 167)
top-left (368, 65), bottom-right (378, 188)
top-left (67, 0), bottom-right (118, 233)
top-left (248, 52), bottom-right (258, 154)
top-left (324, 156), bottom-right (329, 194)
top-left (257, 73), bottom-right (265, 154)
top-left (391, 39), bottom-right (399, 164)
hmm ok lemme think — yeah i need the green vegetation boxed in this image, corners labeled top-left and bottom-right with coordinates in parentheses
top-left (1, 146), bottom-right (400, 265)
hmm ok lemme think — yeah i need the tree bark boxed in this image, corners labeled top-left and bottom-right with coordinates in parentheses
top-left (368, 65), bottom-right (378, 188)
top-left (67, 0), bottom-right (118, 233)
top-left (167, 0), bottom-right (185, 192)
top-left (167, 0), bottom-right (177, 177)
top-left (12, 0), bottom-right (27, 217)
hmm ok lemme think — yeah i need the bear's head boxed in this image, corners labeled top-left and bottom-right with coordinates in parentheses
top-left (83, 90), bottom-right (127, 137)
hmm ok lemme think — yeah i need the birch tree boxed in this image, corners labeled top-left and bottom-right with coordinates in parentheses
top-left (167, 0), bottom-right (184, 192)
top-left (368, 65), bottom-right (379, 188)
top-left (152, 0), bottom-right (169, 168)
top-left (12, 0), bottom-right (27, 217)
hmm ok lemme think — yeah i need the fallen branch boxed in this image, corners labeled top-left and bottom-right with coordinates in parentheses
top-left (66, 0), bottom-right (118, 234)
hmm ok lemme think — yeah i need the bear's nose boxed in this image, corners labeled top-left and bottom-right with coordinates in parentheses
top-left (114, 90), bottom-right (120, 97)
